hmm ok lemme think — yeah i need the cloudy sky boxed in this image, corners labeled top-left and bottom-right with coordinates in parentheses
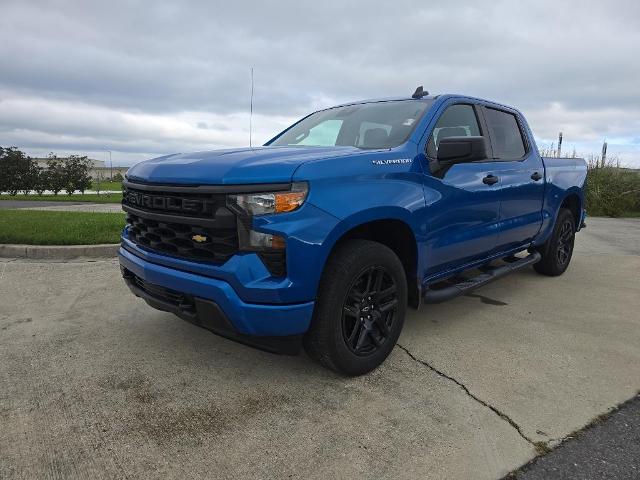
top-left (1, 0), bottom-right (639, 167)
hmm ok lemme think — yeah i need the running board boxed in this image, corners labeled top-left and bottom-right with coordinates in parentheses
top-left (423, 252), bottom-right (542, 304)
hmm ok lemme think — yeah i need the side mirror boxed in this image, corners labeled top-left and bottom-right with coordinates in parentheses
top-left (437, 136), bottom-right (488, 163)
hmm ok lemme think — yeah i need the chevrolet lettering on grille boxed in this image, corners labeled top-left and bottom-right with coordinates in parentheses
top-left (124, 190), bottom-right (217, 216)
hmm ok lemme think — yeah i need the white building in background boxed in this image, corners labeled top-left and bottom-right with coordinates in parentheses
top-left (32, 157), bottom-right (129, 180)
top-left (33, 157), bottom-right (104, 168)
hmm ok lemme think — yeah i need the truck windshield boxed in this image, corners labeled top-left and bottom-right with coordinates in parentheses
top-left (268, 100), bottom-right (433, 149)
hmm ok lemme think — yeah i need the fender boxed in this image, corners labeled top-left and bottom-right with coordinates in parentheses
top-left (253, 203), bottom-right (421, 304)
top-left (535, 173), bottom-right (586, 246)
top-left (321, 206), bottom-right (419, 254)
top-left (317, 207), bottom-right (422, 299)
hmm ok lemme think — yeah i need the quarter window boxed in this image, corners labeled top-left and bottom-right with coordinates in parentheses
top-left (484, 108), bottom-right (526, 159)
top-left (427, 104), bottom-right (481, 158)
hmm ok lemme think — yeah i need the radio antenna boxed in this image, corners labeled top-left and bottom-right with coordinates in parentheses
top-left (249, 67), bottom-right (254, 148)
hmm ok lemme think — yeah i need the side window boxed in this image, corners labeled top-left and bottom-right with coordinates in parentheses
top-left (296, 119), bottom-right (343, 146)
top-left (484, 108), bottom-right (526, 159)
top-left (427, 104), bottom-right (481, 158)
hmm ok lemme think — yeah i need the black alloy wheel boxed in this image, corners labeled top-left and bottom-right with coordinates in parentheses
top-left (342, 266), bottom-right (398, 356)
top-left (556, 218), bottom-right (575, 267)
top-left (533, 208), bottom-right (576, 276)
top-left (303, 239), bottom-right (408, 376)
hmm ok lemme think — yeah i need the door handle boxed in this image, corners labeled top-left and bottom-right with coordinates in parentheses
top-left (531, 171), bottom-right (543, 181)
top-left (482, 175), bottom-right (499, 185)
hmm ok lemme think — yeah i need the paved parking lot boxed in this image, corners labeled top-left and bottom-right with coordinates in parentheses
top-left (1, 217), bottom-right (639, 479)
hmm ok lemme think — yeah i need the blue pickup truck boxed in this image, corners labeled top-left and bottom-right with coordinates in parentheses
top-left (119, 87), bottom-right (587, 375)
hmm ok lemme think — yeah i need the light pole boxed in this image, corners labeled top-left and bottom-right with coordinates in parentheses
top-left (105, 150), bottom-right (113, 181)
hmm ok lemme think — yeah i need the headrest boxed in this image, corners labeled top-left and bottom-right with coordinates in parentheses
top-left (362, 128), bottom-right (389, 148)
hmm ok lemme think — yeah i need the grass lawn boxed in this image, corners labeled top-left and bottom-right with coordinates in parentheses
top-left (0, 193), bottom-right (122, 203)
top-left (91, 180), bottom-right (123, 191)
top-left (0, 210), bottom-right (126, 245)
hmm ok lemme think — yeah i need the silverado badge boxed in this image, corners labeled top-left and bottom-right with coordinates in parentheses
top-left (191, 234), bottom-right (208, 243)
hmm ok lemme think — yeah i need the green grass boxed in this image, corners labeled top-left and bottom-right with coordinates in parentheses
top-left (0, 193), bottom-right (122, 203)
top-left (0, 210), bottom-right (126, 245)
top-left (91, 180), bottom-right (123, 191)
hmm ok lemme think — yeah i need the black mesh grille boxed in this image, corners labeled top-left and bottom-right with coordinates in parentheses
top-left (123, 185), bottom-right (239, 263)
top-left (134, 275), bottom-right (191, 306)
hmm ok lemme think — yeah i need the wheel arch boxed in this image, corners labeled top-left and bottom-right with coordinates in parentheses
top-left (323, 213), bottom-right (420, 309)
top-left (536, 186), bottom-right (585, 246)
top-left (560, 192), bottom-right (582, 229)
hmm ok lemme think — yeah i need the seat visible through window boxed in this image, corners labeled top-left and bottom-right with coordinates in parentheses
top-left (362, 128), bottom-right (390, 149)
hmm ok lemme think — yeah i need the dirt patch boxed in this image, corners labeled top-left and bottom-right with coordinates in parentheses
top-left (133, 392), bottom-right (291, 445)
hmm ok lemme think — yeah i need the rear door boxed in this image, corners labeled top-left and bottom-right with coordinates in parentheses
top-left (480, 106), bottom-right (545, 251)
top-left (421, 102), bottom-right (503, 277)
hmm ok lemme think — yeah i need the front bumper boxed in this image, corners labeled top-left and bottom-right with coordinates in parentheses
top-left (119, 246), bottom-right (315, 351)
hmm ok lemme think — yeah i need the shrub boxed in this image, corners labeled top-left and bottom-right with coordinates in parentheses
top-left (1, 148), bottom-right (94, 196)
top-left (45, 154), bottom-right (66, 195)
top-left (0, 147), bottom-right (36, 196)
top-left (34, 168), bottom-right (48, 195)
top-left (63, 155), bottom-right (92, 195)
top-left (585, 156), bottom-right (640, 217)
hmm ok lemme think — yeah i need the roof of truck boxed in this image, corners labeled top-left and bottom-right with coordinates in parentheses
top-left (331, 95), bottom-right (438, 109)
top-left (319, 93), bottom-right (524, 120)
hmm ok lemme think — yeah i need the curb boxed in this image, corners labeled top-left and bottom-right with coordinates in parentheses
top-left (0, 243), bottom-right (119, 260)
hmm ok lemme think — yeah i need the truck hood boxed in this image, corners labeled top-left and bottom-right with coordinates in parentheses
top-left (126, 146), bottom-right (361, 185)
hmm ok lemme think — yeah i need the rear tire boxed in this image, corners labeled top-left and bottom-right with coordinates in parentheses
top-left (533, 208), bottom-right (576, 276)
top-left (303, 240), bottom-right (407, 376)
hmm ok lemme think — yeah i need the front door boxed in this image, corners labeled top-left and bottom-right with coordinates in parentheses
top-left (421, 103), bottom-right (503, 278)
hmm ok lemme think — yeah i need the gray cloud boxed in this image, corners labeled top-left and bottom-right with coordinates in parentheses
top-left (1, 0), bottom-right (639, 165)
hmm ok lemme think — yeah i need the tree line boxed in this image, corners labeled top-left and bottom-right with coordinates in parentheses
top-left (0, 147), bottom-right (93, 195)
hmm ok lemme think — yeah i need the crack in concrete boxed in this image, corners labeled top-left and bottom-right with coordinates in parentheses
top-left (396, 343), bottom-right (538, 448)
top-left (0, 258), bottom-right (19, 281)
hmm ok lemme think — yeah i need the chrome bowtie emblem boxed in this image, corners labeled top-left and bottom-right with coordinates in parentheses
top-left (192, 234), bottom-right (208, 243)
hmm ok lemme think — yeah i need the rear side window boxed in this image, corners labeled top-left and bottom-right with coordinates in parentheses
top-left (427, 104), bottom-right (481, 158)
top-left (484, 108), bottom-right (526, 159)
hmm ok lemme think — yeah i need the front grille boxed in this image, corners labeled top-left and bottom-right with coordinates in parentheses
top-left (123, 184), bottom-right (239, 263)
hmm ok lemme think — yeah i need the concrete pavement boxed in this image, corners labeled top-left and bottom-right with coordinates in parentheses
top-left (0, 218), bottom-right (638, 479)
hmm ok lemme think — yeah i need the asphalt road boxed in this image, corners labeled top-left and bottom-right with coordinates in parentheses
top-left (513, 394), bottom-right (640, 479)
top-left (0, 217), bottom-right (638, 479)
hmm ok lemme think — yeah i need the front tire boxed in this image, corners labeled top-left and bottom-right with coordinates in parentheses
top-left (304, 240), bottom-right (407, 376)
top-left (533, 208), bottom-right (576, 276)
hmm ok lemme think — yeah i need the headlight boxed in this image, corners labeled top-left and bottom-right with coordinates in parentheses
top-left (228, 182), bottom-right (308, 216)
